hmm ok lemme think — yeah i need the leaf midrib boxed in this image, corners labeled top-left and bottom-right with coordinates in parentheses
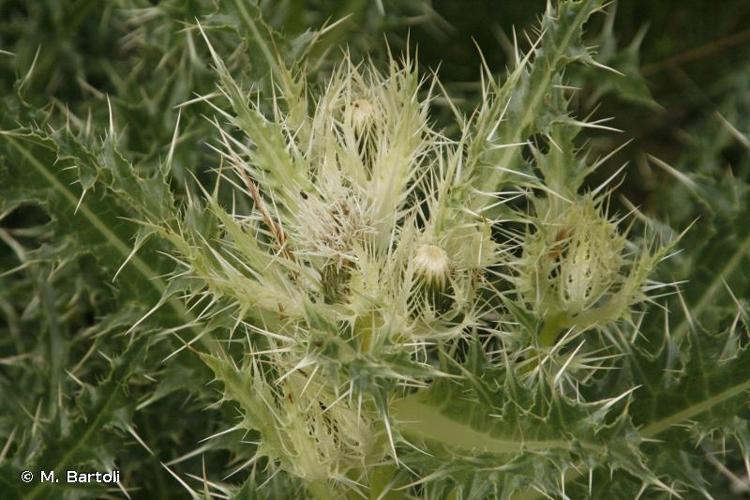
top-left (25, 375), bottom-right (127, 500)
top-left (513, 372), bottom-right (750, 499)
top-left (5, 135), bottom-right (198, 329)
top-left (392, 395), bottom-right (603, 455)
top-left (487, 0), bottom-right (595, 191)
top-left (672, 229), bottom-right (750, 343)
top-left (640, 375), bottom-right (750, 438)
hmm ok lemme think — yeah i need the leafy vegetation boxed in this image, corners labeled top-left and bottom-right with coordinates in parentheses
top-left (1, 1), bottom-right (749, 498)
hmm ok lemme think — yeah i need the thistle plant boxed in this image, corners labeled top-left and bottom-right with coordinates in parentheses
top-left (1, 1), bottom-right (750, 499)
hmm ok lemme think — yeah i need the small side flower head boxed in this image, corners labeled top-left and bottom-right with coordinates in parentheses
top-left (350, 98), bottom-right (376, 133)
top-left (408, 242), bottom-right (454, 315)
top-left (516, 195), bottom-right (657, 336)
top-left (414, 243), bottom-right (451, 292)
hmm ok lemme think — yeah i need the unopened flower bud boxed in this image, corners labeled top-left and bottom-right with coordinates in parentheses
top-left (414, 244), bottom-right (451, 292)
top-left (351, 99), bottom-right (375, 132)
top-left (518, 197), bottom-right (631, 325)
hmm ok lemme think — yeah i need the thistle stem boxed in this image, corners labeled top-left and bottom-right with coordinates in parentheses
top-left (307, 480), bottom-right (341, 500)
top-left (538, 312), bottom-right (569, 347)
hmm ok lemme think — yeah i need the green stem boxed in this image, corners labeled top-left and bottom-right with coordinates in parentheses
top-left (368, 464), bottom-right (409, 500)
top-left (308, 480), bottom-right (341, 500)
top-left (538, 312), bottom-right (569, 348)
top-left (517, 312), bottom-right (569, 375)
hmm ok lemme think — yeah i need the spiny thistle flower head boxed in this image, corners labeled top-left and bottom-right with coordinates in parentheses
top-left (414, 243), bottom-right (451, 291)
top-left (515, 194), bottom-right (659, 337)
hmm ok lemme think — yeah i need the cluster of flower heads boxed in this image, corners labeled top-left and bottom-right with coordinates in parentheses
top-left (165, 16), bottom-right (668, 491)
